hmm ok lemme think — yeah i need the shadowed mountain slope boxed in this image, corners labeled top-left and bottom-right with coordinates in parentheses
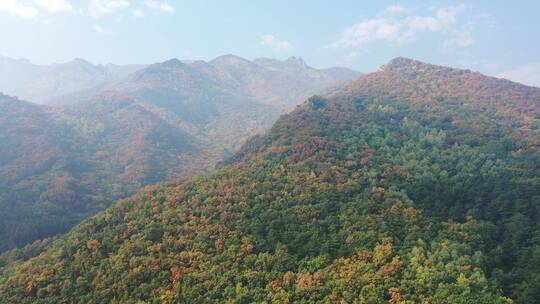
top-left (0, 92), bottom-right (207, 252)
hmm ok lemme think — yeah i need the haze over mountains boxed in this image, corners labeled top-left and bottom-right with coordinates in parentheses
top-left (0, 55), bottom-right (361, 252)
top-left (0, 55), bottom-right (144, 105)
top-left (0, 54), bottom-right (361, 108)
top-left (1, 57), bottom-right (538, 303)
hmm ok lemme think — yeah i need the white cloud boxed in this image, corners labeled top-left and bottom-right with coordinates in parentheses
top-left (35, 0), bottom-right (72, 13)
top-left (144, 1), bottom-right (174, 13)
top-left (330, 5), bottom-right (467, 48)
top-left (132, 8), bottom-right (143, 17)
top-left (335, 19), bottom-right (404, 47)
top-left (444, 28), bottom-right (474, 50)
top-left (93, 24), bottom-right (114, 35)
top-left (88, 0), bottom-right (129, 18)
top-left (407, 5), bottom-right (464, 32)
top-left (261, 34), bottom-right (293, 52)
top-left (432, 5), bottom-right (464, 28)
top-left (345, 52), bottom-right (359, 59)
top-left (0, 0), bottom-right (38, 18)
top-left (379, 4), bottom-right (412, 15)
top-left (497, 63), bottom-right (540, 87)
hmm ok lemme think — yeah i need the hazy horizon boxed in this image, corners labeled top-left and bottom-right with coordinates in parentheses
top-left (1, 1), bottom-right (539, 86)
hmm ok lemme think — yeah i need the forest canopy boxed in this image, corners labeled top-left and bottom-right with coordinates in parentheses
top-left (0, 58), bottom-right (538, 303)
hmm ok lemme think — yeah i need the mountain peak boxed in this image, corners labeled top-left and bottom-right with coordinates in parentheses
top-left (377, 57), bottom-right (477, 79)
top-left (285, 56), bottom-right (308, 68)
top-left (210, 54), bottom-right (251, 66)
top-left (0, 55), bottom-right (33, 65)
top-left (160, 58), bottom-right (184, 67)
top-left (380, 57), bottom-right (476, 76)
top-left (380, 57), bottom-right (426, 71)
top-left (69, 58), bottom-right (94, 66)
top-left (388, 56), bottom-right (418, 64)
top-left (253, 56), bottom-right (312, 71)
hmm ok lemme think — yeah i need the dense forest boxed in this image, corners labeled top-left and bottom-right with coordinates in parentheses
top-left (0, 58), bottom-right (538, 303)
top-left (0, 56), bottom-right (358, 253)
top-left (0, 92), bottom-right (213, 252)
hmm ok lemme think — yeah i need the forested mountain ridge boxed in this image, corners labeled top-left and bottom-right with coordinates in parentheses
top-left (0, 94), bottom-right (78, 250)
top-left (0, 56), bottom-right (358, 253)
top-left (0, 58), bottom-right (538, 303)
top-left (228, 57), bottom-right (540, 165)
top-left (0, 92), bottom-right (212, 252)
top-left (111, 55), bottom-right (361, 149)
top-left (347, 57), bottom-right (540, 150)
top-left (111, 58), bottom-right (280, 151)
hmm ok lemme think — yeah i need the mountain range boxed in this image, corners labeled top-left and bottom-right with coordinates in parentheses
top-left (0, 54), bottom-right (361, 109)
top-left (0, 57), bottom-right (538, 303)
top-left (0, 55), bottom-right (361, 252)
top-left (0, 55), bottom-right (144, 105)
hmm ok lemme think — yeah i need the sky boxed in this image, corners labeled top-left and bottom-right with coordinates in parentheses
top-left (0, 0), bottom-right (539, 86)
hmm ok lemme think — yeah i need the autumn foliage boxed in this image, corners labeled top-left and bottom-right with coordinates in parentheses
top-left (0, 58), bottom-right (538, 303)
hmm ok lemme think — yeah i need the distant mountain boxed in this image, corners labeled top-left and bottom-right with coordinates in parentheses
top-left (0, 92), bottom-right (213, 252)
top-left (113, 57), bottom-right (277, 151)
top-left (96, 55), bottom-right (361, 151)
top-left (0, 55), bottom-right (360, 252)
top-left (0, 54), bottom-right (360, 108)
top-left (1, 58), bottom-right (538, 303)
top-left (208, 54), bottom-right (362, 110)
top-left (0, 56), bottom-right (46, 91)
top-left (0, 55), bottom-right (145, 104)
top-left (0, 94), bottom-right (80, 251)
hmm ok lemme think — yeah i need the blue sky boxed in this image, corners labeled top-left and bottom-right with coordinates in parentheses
top-left (1, 0), bottom-right (539, 86)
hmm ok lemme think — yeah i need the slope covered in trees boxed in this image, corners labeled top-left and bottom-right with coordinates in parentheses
top-left (0, 56), bottom-right (358, 252)
top-left (0, 92), bottom-right (209, 252)
top-left (0, 58), bottom-right (538, 303)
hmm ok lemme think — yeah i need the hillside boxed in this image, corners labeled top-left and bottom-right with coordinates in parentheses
top-left (0, 92), bottom-right (211, 252)
top-left (0, 56), bottom-right (358, 252)
top-left (112, 58), bottom-right (280, 151)
top-left (0, 95), bottom-right (77, 251)
top-left (0, 58), bottom-right (538, 303)
top-left (111, 55), bottom-right (361, 150)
